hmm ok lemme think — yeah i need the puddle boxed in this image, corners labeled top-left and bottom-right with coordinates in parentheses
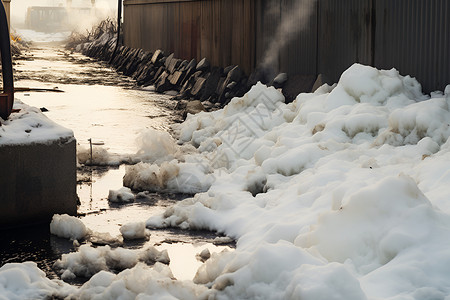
top-left (156, 242), bottom-right (231, 281)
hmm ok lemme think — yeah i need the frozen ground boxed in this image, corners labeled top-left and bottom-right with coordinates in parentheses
top-left (2, 62), bottom-right (450, 299)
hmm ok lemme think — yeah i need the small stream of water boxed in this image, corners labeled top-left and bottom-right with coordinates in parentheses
top-left (0, 41), bottom-right (233, 283)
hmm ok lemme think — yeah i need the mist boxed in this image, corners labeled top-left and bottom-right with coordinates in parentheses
top-left (11, 0), bottom-right (117, 31)
top-left (261, 0), bottom-right (317, 70)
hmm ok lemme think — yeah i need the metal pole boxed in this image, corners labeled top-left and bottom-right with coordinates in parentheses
top-left (0, 0), bottom-right (14, 120)
top-left (109, 0), bottom-right (122, 64)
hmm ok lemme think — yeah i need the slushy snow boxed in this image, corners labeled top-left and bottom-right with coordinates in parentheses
top-left (119, 221), bottom-right (149, 240)
top-left (108, 187), bottom-right (135, 203)
top-left (4, 63), bottom-right (450, 299)
top-left (50, 214), bottom-right (90, 241)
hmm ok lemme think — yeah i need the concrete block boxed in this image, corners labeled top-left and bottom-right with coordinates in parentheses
top-left (0, 138), bottom-right (77, 228)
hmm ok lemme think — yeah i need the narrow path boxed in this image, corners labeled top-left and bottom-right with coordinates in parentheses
top-left (1, 41), bottom-right (233, 283)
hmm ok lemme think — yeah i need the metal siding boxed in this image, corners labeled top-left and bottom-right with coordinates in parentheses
top-left (255, 0), bottom-right (282, 71)
top-left (123, 0), bottom-right (255, 75)
top-left (123, 0), bottom-right (449, 92)
top-left (318, 0), bottom-right (373, 83)
top-left (279, 0), bottom-right (317, 75)
top-left (375, 0), bottom-right (450, 93)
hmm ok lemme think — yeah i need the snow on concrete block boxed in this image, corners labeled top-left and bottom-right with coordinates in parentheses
top-left (0, 101), bottom-right (77, 227)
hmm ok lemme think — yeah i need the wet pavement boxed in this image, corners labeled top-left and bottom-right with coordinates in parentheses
top-left (0, 40), bottom-right (233, 283)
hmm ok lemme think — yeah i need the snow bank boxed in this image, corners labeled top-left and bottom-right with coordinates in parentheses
top-left (75, 263), bottom-right (211, 299)
top-left (108, 187), bottom-right (135, 203)
top-left (54, 244), bottom-right (169, 279)
top-left (50, 214), bottom-right (90, 241)
top-left (0, 262), bottom-right (76, 300)
top-left (0, 101), bottom-right (74, 146)
top-left (143, 64), bottom-right (450, 298)
top-left (135, 129), bottom-right (179, 163)
top-left (120, 221), bottom-right (149, 240)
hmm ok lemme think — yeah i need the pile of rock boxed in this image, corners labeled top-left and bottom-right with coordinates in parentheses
top-left (78, 35), bottom-right (292, 116)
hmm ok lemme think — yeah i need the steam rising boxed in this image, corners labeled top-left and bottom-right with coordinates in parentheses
top-left (261, 0), bottom-right (317, 70)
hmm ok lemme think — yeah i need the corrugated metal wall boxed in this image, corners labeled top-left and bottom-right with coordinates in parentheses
top-left (123, 0), bottom-right (255, 75)
top-left (123, 0), bottom-right (450, 93)
top-left (317, 0), bottom-right (373, 83)
top-left (374, 0), bottom-right (450, 92)
top-left (255, 0), bottom-right (317, 76)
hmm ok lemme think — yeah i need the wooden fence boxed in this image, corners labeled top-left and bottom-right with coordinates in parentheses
top-left (123, 0), bottom-right (255, 75)
top-left (124, 0), bottom-right (450, 93)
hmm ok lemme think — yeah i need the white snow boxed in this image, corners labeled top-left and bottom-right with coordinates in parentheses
top-left (0, 262), bottom-right (76, 300)
top-left (4, 63), bottom-right (450, 299)
top-left (50, 214), bottom-right (90, 241)
top-left (108, 187), bottom-right (135, 203)
top-left (53, 244), bottom-right (170, 279)
top-left (119, 221), bottom-right (149, 240)
top-left (15, 29), bottom-right (71, 43)
top-left (0, 100), bottom-right (74, 146)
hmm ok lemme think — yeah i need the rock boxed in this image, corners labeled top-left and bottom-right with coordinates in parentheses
top-left (183, 100), bottom-right (206, 119)
top-left (200, 67), bottom-right (223, 101)
top-left (196, 57), bottom-right (210, 71)
top-left (170, 71), bottom-right (185, 86)
top-left (247, 66), bottom-right (274, 87)
top-left (167, 58), bottom-right (181, 74)
top-left (223, 65), bottom-right (234, 75)
top-left (226, 81), bottom-right (237, 90)
top-left (155, 71), bottom-right (173, 93)
top-left (151, 49), bottom-right (164, 64)
top-left (271, 73), bottom-right (288, 89)
top-left (227, 66), bottom-right (243, 82)
top-left (282, 74), bottom-right (316, 103)
top-left (184, 58), bottom-right (197, 72)
top-left (311, 74), bottom-right (331, 92)
top-left (191, 77), bottom-right (207, 97)
top-left (165, 53), bottom-right (174, 69)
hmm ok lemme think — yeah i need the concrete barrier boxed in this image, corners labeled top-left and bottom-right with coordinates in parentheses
top-left (0, 138), bottom-right (78, 228)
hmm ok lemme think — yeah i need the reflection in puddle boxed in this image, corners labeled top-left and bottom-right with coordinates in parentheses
top-left (156, 243), bottom-right (232, 281)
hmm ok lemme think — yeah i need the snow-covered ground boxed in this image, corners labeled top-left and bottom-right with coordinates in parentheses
top-left (2, 63), bottom-right (450, 299)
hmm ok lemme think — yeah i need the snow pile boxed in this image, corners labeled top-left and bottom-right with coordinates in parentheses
top-left (77, 144), bottom-right (120, 166)
top-left (75, 263), bottom-right (211, 299)
top-left (124, 160), bottom-right (214, 194)
top-left (54, 244), bottom-right (169, 280)
top-left (141, 64), bottom-right (450, 298)
top-left (123, 129), bottom-right (215, 193)
top-left (0, 262), bottom-right (76, 300)
top-left (50, 214), bottom-right (90, 241)
top-left (119, 222), bottom-right (149, 240)
top-left (135, 129), bottom-right (179, 163)
top-left (0, 101), bottom-right (74, 146)
top-left (108, 187), bottom-right (135, 203)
